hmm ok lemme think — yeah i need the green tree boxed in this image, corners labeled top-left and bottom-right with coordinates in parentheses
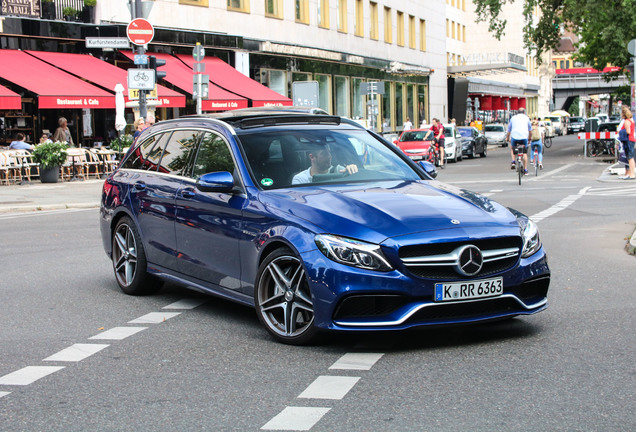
top-left (473, 0), bottom-right (636, 72)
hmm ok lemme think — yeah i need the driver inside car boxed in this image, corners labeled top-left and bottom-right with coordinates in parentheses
top-left (291, 144), bottom-right (358, 184)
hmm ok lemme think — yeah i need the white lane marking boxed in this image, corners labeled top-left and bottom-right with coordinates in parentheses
top-left (89, 326), bottom-right (148, 340)
top-left (297, 376), bottom-right (361, 400)
top-left (0, 392), bottom-right (10, 399)
top-left (162, 298), bottom-right (207, 310)
top-left (530, 187), bottom-right (589, 223)
top-left (43, 344), bottom-right (109, 362)
top-left (0, 366), bottom-right (65, 386)
top-left (525, 162), bottom-right (576, 181)
top-left (128, 312), bottom-right (181, 324)
top-left (329, 353), bottom-right (384, 371)
top-left (261, 407), bottom-right (331, 431)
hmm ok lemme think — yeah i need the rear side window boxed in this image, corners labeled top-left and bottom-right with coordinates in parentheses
top-left (157, 129), bottom-right (202, 176)
top-left (121, 133), bottom-right (170, 171)
top-left (191, 132), bottom-right (235, 179)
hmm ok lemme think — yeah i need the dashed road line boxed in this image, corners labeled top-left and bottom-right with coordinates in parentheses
top-left (163, 298), bottom-right (208, 310)
top-left (298, 376), bottom-right (361, 400)
top-left (329, 352), bottom-right (384, 370)
top-left (89, 326), bottom-right (148, 340)
top-left (261, 407), bottom-right (331, 431)
top-left (128, 311), bottom-right (181, 324)
top-left (0, 366), bottom-right (65, 386)
top-left (0, 392), bottom-right (9, 399)
top-left (43, 343), bottom-right (109, 362)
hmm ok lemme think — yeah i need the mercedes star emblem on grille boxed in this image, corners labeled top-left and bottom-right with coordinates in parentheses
top-left (455, 245), bottom-right (483, 276)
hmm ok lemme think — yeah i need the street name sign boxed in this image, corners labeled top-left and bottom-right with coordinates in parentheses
top-left (85, 37), bottom-right (130, 49)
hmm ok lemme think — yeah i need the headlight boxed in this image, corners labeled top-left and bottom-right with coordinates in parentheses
top-left (519, 217), bottom-right (541, 258)
top-left (315, 234), bottom-right (393, 271)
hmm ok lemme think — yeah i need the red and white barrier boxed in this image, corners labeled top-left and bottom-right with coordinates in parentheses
top-left (577, 131), bottom-right (617, 139)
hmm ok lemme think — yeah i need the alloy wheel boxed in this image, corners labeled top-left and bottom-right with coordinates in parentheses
top-left (113, 223), bottom-right (137, 288)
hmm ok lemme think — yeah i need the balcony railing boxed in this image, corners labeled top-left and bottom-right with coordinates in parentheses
top-left (42, 0), bottom-right (91, 22)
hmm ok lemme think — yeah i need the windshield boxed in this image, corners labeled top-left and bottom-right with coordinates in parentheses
top-left (398, 130), bottom-right (430, 142)
top-left (484, 125), bottom-right (504, 132)
top-left (237, 126), bottom-right (422, 189)
top-left (571, 117), bottom-right (584, 122)
top-left (458, 128), bottom-right (473, 138)
top-left (547, 116), bottom-right (560, 123)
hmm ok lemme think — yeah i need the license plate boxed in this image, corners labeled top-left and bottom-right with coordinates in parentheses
top-left (410, 155), bottom-right (423, 161)
top-left (435, 277), bottom-right (503, 302)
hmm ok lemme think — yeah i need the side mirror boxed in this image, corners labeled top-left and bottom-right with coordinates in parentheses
top-left (418, 161), bottom-right (438, 179)
top-left (196, 171), bottom-right (234, 193)
top-left (393, 140), bottom-right (399, 145)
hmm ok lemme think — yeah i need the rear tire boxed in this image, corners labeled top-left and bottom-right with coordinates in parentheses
top-left (112, 216), bottom-right (162, 295)
top-left (480, 143), bottom-right (487, 157)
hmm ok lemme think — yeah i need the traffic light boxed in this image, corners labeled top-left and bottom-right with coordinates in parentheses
top-left (148, 55), bottom-right (167, 80)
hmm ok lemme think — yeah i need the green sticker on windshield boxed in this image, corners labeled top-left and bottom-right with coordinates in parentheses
top-left (261, 178), bottom-right (274, 187)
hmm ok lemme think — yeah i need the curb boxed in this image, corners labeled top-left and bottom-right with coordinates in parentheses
top-left (0, 202), bottom-right (100, 214)
top-left (627, 225), bottom-right (636, 256)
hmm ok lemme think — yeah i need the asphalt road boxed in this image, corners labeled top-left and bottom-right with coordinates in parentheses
top-left (0, 134), bottom-right (634, 431)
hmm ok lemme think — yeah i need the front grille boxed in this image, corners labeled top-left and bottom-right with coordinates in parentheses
top-left (333, 295), bottom-right (407, 320)
top-left (399, 237), bottom-right (522, 280)
top-left (405, 297), bottom-right (521, 323)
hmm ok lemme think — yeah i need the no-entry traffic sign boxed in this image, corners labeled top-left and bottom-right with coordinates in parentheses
top-left (127, 18), bottom-right (154, 46)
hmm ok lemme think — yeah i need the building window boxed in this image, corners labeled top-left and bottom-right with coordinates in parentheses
top-left (446, 19), bottom-right (449, 37)
top-left (319, 0), bottom-right (330, 28)
top-left (384, 7), bottom-right (392, 44)
top-left (369, 2), bottom-right (378, 40)
top-left (265, 0), bottom-right (283, 18)
top-left (351, 77), bottom-right (365, 120)
top-left (462, 24), bottom-right (466, 42)
top-left (227, 0), bottom-right (250, 12)
top-left (408, 15), bottom-right (416, 49)
top-left (334, 75), bottom-right (350, 117)
top-left (420, 19), bottom-right (426, 51)
top-left (381, 81), bottom-right (393, 132)
top-left (355, 0), bottom-right (364, 37)
top-left (296, 0), bottom-right (309, 23)
top-left (451, 20), bottom-right (456, 39)
top-left (396, 11), bottom-right (404, 47)
top-left (263, 69), bottom-right (288, 97)
top-left (180, 0), bottom-right (209, 6)
top-left (315, 74), bottom-right (332, 113)
top-left (338, 0), bottom-right (347, 33)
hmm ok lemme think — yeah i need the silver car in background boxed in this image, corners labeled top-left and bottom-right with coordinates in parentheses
top-left (484, 123), bottom-right (507, 147)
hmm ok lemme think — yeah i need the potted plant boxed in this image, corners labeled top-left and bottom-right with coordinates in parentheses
top-left (82, 0), bottom-right (96, 23)
top-left (33, 141), bottom-right (68, 183)
top-left (62, 6), bottom-right (79, 21)
top-left (109, 134), bottom-right (132, 158)
top-left (41, 0), bottom-right (56, 20)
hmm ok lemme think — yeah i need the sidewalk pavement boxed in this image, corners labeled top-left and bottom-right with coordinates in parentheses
top-left (0, 166), bottom-right (634, 254)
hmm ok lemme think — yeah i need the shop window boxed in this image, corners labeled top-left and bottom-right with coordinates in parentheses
top-left (315, 74), bottom-right (332, 113)
top-left (351, 77), bottom-right (365, 121)
top-left (296, 0), bottom-right (309, 23)
top-left (338, 0), bottom-right (347, 33)
top-left (334, 76), bottom-right (350, 117)
top-left (292, 72), bottom-right (311, 82)
top-left (409, 15), bottom-right (416, 49)
top-left (384, 7), bottom-right (392, 44)
top-left (265, 0), bottom-right (283, 18)
top-left (319, 0), bottom-right (330, 28)
top-left (395, 83), bottom-right (403, 128)
top-left (228, 0), bottom-right (250, 12)
top-left (406, 84), bottom-right (414, 126)
top-left (420, 19), bottom-right (426, 51)
top-left (369, 2), bottom-right (378, 40)
top-left (381, 81), bottom-right (392, 132)
top-left (355, 0), bottom-right (364, 37)
top-left (417, 85), bottom-right (427, 126)
top-left (397, 11), bottom-right (404, 47)
top-left (263, 69), bottom-right (288, 97)
top-left (180, 0), bottom-right (209, 6)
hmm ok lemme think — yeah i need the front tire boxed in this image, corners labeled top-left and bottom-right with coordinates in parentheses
top-left (112, 216), bottom-right (161, 295)
top-left (255, 248), bottom-right (318, 345)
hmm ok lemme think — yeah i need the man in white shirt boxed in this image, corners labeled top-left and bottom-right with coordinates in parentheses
top-left (292, 145), bottom-right (358, 185)
top-left (506, 107), bottom-right (532, 173)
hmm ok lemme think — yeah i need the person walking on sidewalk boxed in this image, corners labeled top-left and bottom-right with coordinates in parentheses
top-left (52, 117), bottom-right (74, 147)
top-left (619, 106), bottom-right (636, 179)
top-left (506, 107), bottom-right (531, 174)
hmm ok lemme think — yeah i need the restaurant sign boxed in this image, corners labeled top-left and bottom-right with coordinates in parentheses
top-left (39, 96), bottom-right (116, 110)
top-left (1, 0), bottom-right (40, 18)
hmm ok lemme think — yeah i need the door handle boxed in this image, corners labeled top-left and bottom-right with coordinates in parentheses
top-left (180, 188), bottom-right (196, 199)
top-left (133, 181), bottom-right (146, 191)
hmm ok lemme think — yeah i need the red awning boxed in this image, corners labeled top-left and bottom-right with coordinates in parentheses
top-left (121, 51), bottom-right (246, 111)
top-left (0, 84), bottom-right (21, 110)
top-left (0, 49), bottom-right (115, 109)
top-left (26, 50), bottom-right (185, 108)
top-left (177, 54), bottom-right (292, 107)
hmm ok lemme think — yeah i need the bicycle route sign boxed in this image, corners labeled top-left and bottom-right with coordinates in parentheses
top-left (127, 18), bottom-right (154, 46)
top-left (127, 68), bottom-right (156, 90)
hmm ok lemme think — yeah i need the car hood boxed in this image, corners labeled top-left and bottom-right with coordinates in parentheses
top-left (259, 180), bottom-right (518, 244)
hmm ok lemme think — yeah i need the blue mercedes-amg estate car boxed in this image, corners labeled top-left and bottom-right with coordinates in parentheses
top-left (100, 108), bottom-right (550, 344)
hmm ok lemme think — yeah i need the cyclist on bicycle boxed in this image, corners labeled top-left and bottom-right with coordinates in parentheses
top-left (506, 107), bottom-right (532, 174)
top-left (424, 118), bottom-right (445, 168)
top-left (529, 119), bottom-right (544, 169)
